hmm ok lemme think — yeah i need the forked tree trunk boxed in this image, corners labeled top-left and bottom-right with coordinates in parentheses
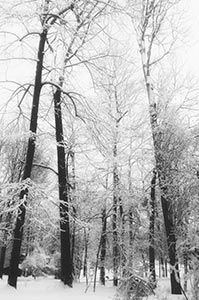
top-left (8, 4), bottom-right (49, 287)
top-left (149, 169), bottom-right (156, 282)
top-left (53, 85), bottom-right (73, 287)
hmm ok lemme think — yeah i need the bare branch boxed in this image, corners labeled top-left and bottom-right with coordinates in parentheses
top-left (32, 163), bottom-right (58, 176)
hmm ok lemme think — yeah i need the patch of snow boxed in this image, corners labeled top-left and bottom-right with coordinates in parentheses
top-left (0, 276), bottom-right (116, 300)
top-left (143, 277), bottom-right (187, 300)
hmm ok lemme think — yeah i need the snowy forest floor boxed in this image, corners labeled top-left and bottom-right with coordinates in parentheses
top-left (0, 276), bottom-right (191, 300)
top-left (0, 276), bottom-right (116, 300)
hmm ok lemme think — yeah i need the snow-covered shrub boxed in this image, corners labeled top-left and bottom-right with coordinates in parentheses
top-left (117, 275), bottom-right (155, 300)
top-left (21, 249), bottom-right (54, 277)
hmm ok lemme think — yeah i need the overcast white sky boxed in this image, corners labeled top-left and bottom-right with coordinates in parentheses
top-left (0, 0), bottom-right (199, 109)
top-left (182, 0), bottom-right (199, 74)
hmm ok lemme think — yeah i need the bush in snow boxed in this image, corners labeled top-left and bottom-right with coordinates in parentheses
top-left (21, 249), bottom-right (55, 277)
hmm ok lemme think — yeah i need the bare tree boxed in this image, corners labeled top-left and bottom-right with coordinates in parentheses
top-left (8, 0), bottom-right (51, 287)
top-left (86, 53), bottom-right (142, 285)
top-left (7, 0), bottom-right (84, 288)
top-left (0, 133), bottom-right (26, 279)
top-left (53, 81), bottom-right (73, 286)
top-left (129, 0), bottom-right (182, 294)
top-left (50, 0), bottom-right (112, 286)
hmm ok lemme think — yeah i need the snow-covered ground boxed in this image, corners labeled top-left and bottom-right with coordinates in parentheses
top-left (0, 276), bottom-right (116, 300)
top-left (0, 276), bottom-right (190, 300)
top-left (144, 278), bottom-right (187, 300)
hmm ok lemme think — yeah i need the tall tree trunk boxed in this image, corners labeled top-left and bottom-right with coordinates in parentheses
top-left (8, 2), bottom-right (49, 287)
top-left (112, 88), bottom-right (124, 286)
top-left (83, 228), bottom-right (88, 285)
top-left (127, 144), bottom-right (134, 276)
top-left (150, 97), bottom-right (181, 294)
top-left (68, 151), bottom-right (76, 275)
top-left (71, 206), bottom-right (76, 277)
top-left (53, 84), bottom-right (73, 287)
top-left (141, 49), bottom-right (181, 296)
top-left (113, 165), bottom-right (119, 286)
top-left (128, 207), bottom-right (134, 272)
top-left (0, 245), bottom-right (6, 279)
top-left (0, 212), bottom-right (12, 279)
top-left (160, 255), bottom-right (165, 277)
top-left (160, 192), bottom-right (181, 294)
top-left (149, 169), bottom-right (156, 282)
top-left (99, 208), bottom-right (107, 285)
top-left (165, 258), bottom-right (168, 277)
top-left (119, 199), bottom-right (126, 277)
top-left (183, 251), bottom-right (188, 292)
top-left (135, 1), bottom-right (181, 293)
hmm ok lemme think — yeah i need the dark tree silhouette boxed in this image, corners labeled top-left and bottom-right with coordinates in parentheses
top-left (53, 81), bottom-right (73, 287)
top-left (8, 0), bottom-right (49, 287)
top-left (112, 147), bottom-right (120, 287)
top-left (133, 0), bottom-right (182, 294)
top-left (7, 0), bottom-right (76, 287)
top-left (0, 246), bottom-right (6, 279)
top-left (149, 168), bottom-right (157, 283)
top-left (99, 207), bottom-right (107, 285)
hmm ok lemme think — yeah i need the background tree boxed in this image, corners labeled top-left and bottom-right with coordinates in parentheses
top-left (0, 127), bottom-right (51, 278)
top-left (8, 0), bottom-right (51, 288)
top-left (129, 0), bottom-right (183, 294)
top-left (149, 168), bottom-right (156, 283)
top-left (0, 0), bottom-right (199, 298)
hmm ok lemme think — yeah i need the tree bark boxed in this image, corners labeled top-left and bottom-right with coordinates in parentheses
top-left (143, 51), bottom-right (181, 296)
top-left (71, 206), bottom-right (76, 277)
top-left (183, 251), bottom-right (188, 292)
top-left (68, 151), bottom-right (76, 276)
top-left (99, 208), bottom-right (107, 285)
top-left (135, 1), bottom-right (181, 294)
top-left (53, 85), bottom-right (73, 287)
top-left (0, 246), bottom-right (6, 279)
top-left (8, 10), bottom-right (48, 288)
top-left (150, 102), bottom-right (181, 293)
top-left (113, 166), bottom-right (119, 286)
top-left (149, 169), bottom-right (156, 282)
top-left (160, 255), bottom-right (166, 277)
top-left (160, 193), bottom-right (181, 294)
top-left (129, 207), bottom-right (136, 268)
top-left (83, 228), bottom-right (88, 285)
